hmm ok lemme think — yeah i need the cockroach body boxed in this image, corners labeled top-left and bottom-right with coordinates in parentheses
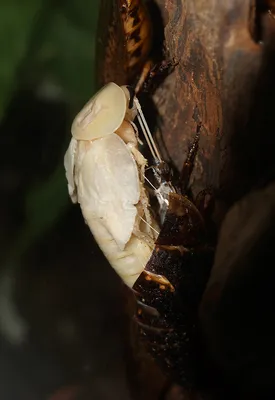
top-left (64, 83), bottom-right (214, 388)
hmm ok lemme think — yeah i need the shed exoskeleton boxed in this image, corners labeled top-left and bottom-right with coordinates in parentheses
top-left (133, 124), bottom-right (214, 388)
top-left (64, 83), bottom-right (214, 388)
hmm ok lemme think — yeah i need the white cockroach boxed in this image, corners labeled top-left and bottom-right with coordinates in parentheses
top-left (64, 82), bottom-right (167, 287)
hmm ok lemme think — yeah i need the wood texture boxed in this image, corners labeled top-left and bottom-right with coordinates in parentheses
top-left (96, 0), bottom-right (275, 398)
top-left (153, 0), bottom-right (223, 197)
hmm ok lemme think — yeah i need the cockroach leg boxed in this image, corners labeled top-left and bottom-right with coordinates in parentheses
top-left (125, 87), bottom-right (156, 155)
top-left (134, 59), bottom-right (154, 94)
top-left (134, 96), bottom-right (163, 161)
top-left (141, 58), bottom-right (179, 93)
top-left (180, 122), bottom-right (202, 195)
top-left (140, 270), bottom-right (175, 292)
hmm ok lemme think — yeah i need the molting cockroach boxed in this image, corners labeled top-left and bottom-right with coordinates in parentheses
top-left (64, 82), bottom-right (160, 287)
top-left (64, 83), bottom-right (214, 388)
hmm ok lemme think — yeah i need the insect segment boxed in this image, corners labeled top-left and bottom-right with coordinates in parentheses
top-left (64, 84), bottom-right (213, 387)
top-left (97, 0), bottom-right (153, 89)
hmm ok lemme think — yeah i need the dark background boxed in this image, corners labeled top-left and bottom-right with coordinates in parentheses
top-left (0, 1), bottom-right (136, 399)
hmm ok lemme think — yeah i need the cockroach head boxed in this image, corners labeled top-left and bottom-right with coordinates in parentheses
top-left (120, 85), bottom-right (138, 122)
top-left (71, 83), bottom-right (127, 141)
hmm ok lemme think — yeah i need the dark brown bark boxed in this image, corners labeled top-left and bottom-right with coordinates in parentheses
top-left (96, 0), bottom-right (275, 398)
top-left (143, 2), bottom-right (275, 398)
top-left (153, 1), bottom-right (271, 205)
top-left (153, 0), bottom-right (223, 197)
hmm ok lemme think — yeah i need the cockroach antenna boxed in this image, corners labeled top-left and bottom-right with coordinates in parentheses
top-left (134, 97), bottom-right (162, 162)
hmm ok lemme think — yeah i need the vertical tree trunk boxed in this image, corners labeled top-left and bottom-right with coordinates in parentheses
top-left (153, 0), bottom-right (267, 208)
top-left (153, 0), bottom-right (223, 197)
top-left (97, 0), bottom-right (275, 398)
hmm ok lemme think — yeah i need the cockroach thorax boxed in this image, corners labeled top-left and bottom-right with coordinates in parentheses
top-left (115, 120), bottom-right (138, 146)
top-left (71, 82), bottom-right (127, 141)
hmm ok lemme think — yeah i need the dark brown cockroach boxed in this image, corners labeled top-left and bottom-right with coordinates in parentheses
top-left (132, 124), bottom-right (215, 388)
top-left (96, 0), bottom-right (153, 89)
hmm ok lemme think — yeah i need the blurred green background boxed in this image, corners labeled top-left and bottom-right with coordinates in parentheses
top-left (0, 2), bottom-right (135, 399)
top-left (0, 0), bottom-right (100, 265)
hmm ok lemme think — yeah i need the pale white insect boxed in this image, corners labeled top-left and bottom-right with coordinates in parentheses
top-left (64, 82), bottom-right (164, 287)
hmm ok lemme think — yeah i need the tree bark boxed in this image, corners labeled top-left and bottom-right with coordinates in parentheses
top-left (153, 0), bottom-right (223, 197)
top-left (152, 1), bottom-right (275, 398)
top-left (153, 0), bottom-right (271, 207)
top-left (97, 0), bottom-right (275, 398)
top-left (144, 1), bottom-right (275, 398)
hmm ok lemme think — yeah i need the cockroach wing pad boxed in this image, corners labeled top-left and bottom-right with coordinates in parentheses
top-left (77, 133), bottom-right (140, 250)
top-left (71, 82), bottom-right (127, 141)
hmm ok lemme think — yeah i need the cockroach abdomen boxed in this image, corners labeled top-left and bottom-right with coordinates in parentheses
top-left (156, 193), bottom-right (206, 248)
